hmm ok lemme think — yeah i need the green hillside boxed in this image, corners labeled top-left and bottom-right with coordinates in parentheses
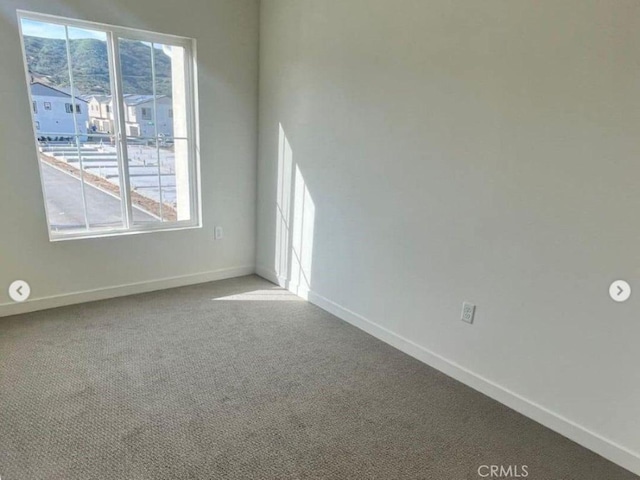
top-left (23, 36), bottom-right (172, 96)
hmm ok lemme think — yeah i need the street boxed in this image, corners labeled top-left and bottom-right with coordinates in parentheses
top-left (41, 163), bottom-right (157, 232)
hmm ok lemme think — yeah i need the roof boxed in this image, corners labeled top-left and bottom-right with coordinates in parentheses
top-left (80, 94), bottom-right (171, 106)
top-left (123, 94), bottom-right (170, 106)
top-left (30, 81), bottom-right (88, 102)
top-left (85, 95), bottom-right (111, 104)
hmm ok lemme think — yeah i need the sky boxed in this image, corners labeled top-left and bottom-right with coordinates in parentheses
top-left (22, 18), bottom-right (107, 40)
top-left (21, 18), bottom-right (106, 40)
top-left (20, 18), bottom-right (167, 52)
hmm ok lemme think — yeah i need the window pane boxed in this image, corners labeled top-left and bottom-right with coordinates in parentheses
top-left (119, 38), bottom-right (157, 139)
top-left (21, 19), bottom-right (73, 138)
top-left (76, 137), bottom-right (125, 229)
top-left (124, 137), bottom-right (187, 224)
top-left (120, 38), bottom-right (191, 224)
top-left (118, 38), bottom-right (153, 96)
top-left (22, 19), bottom-right (130, 236)
top-left (153, 43), bottom-right (182, 138)
top-left (67, 26), bottom-right (113, 139)
top-left (168, 138), bottom-right (191, 222)
top-left (125, 138), bottom-right (165, 223)
top-left (37, 136), bottom-right (127, 232)
top-left (154, 43), bottom-right (188, 139)
top-left (38, 140), bottom-right (88, 233)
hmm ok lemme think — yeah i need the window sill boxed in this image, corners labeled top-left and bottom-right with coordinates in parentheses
top-left (48, 221), bottom-right (202, 242)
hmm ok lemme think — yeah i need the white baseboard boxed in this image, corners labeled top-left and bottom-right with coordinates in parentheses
top-left (0, 265), bottom-right (255, 318)
top-left (255, 264), bottom-right (310, 299)
top-left (255, 267), bottom-right (640, 477)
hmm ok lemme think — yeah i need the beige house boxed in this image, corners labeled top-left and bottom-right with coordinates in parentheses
top-left (87, 95), bottom-right (114, 134)
top-left (87, 94), bottom-right (173, 138)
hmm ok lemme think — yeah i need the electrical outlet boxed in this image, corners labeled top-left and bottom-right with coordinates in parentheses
top-left (214, 226), bottom-right (224, 240)
top-left (461, 302), bottom-right (476, 324)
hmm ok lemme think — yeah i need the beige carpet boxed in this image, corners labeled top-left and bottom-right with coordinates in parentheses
top-left (0, 275), bottom-right (637, 480)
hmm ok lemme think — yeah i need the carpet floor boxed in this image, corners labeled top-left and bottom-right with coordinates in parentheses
top-left (0, 275), bottom-right (637, 480)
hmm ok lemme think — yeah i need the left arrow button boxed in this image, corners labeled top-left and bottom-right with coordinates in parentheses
top-left (8, 280), bottom-right (30, 303)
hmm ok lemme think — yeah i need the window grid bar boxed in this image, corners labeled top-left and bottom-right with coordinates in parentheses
top-left (64, 25), bottom-right (90, 230)
top-left (125, 136), bottom-right (189, 141)
top-left (150, 43), bottom-right (164, 221)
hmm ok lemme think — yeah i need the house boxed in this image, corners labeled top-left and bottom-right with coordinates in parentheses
top-left (87, 94), bottom-right (173, 138)
top-left (87, 95), bottom-right (114, 134)
top-left (124, 95), bottom-right (173, 137)
top-left (30, 81), bottom-right (88, 139)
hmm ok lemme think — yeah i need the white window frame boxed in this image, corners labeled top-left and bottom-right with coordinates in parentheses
top-left (18, 10), bottom-right (201, 241)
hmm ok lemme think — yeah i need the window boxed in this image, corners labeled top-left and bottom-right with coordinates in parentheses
top-left (32, 101), bottom-right (37, 113)
top-left (64, 103), bottom-right (81, 114)
top-left (35, 121), bottom-right (40, 130)
top-left (19, 11), bottom-right (199, 240)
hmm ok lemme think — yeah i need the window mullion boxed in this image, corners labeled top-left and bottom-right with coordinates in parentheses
top-left (109, 33), bottom-right (134, 229)
top-left (184, 43), bottom-right (199, 224)
top-left (150, 43), bottom-right (164, 221)
top-left (64, 25), bottom-right (90, 230)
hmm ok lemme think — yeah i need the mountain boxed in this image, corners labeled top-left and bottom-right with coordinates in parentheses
top-left (23, 36), bottom-right (172, 97)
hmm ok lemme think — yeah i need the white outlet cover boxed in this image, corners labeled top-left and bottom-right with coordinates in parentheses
top-left (215, 226), bottom-right (224, 240)
top-left (461, 302), bottom-right (476, 324)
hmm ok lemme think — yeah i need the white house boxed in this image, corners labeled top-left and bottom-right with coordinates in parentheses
top-left (30, 81), bottom-right (88, 140)
top-left (124, 95), bottom-right (173, 138)
top-left (87, 94), bottom-right (173, 138)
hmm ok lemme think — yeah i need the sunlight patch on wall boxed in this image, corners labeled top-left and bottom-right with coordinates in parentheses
top-left (275, 123), bottom-right (315, 298)
top-left (290, 164), bottom-right (315, 296)
top-left (275, 123), bottom-right (293, 281)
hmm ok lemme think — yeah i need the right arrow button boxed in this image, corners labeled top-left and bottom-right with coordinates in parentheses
top-left (609, 280), bottom-right (631, 303)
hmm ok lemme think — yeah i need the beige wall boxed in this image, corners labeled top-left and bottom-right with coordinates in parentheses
top-left (0, 0), bottom-right (259, 311)
top-left (257, 0), bottom-right (640, 474)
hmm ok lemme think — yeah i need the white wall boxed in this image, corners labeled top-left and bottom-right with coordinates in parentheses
top-left (257, 0), bottom-right (640, 475)
top-left (0, 0), bottom-right (259, 313)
